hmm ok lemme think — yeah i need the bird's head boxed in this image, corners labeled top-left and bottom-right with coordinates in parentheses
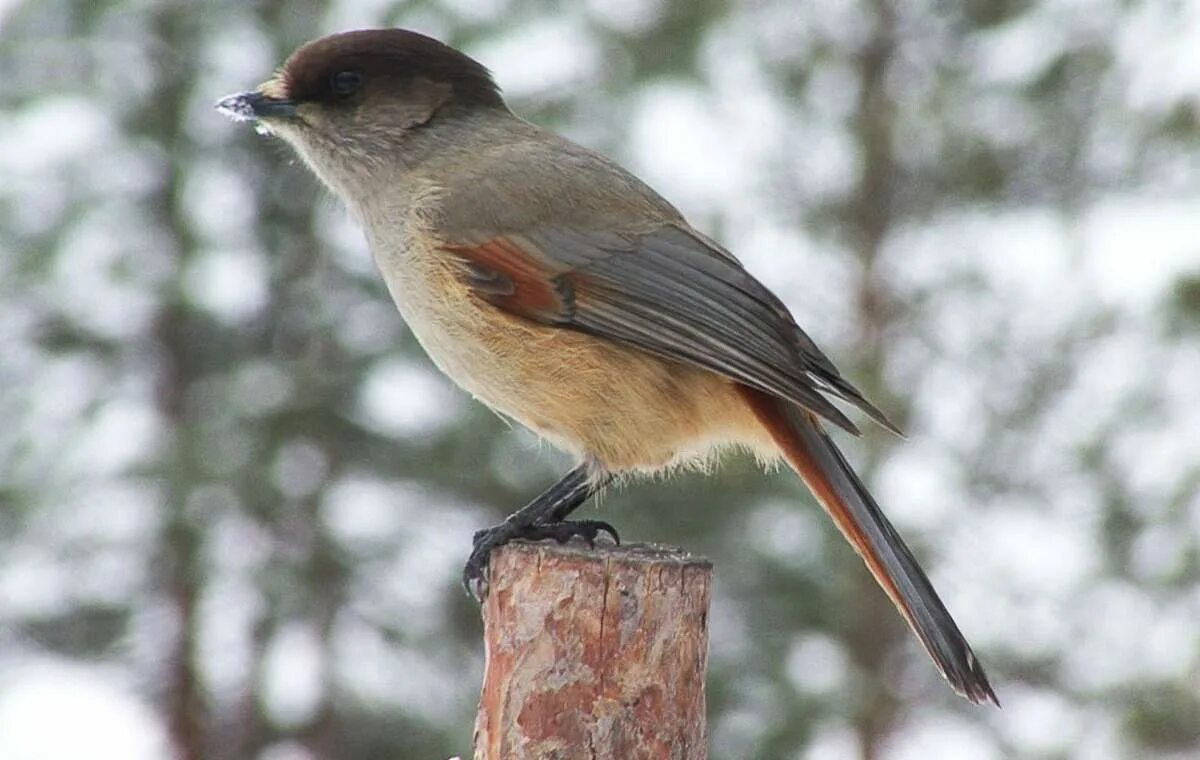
top-left (217, 29), bottom-right (507, 194)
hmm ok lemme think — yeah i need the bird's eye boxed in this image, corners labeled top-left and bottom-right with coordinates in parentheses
top-left (330, 70), bottom-right (362, 97)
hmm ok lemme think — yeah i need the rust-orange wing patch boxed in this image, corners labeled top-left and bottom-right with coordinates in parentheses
top-left (442, 238), bottom-right (574, 324)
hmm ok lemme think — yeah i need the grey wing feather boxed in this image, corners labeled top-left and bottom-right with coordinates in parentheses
top-left (520, 224), bottom-right (900, 436)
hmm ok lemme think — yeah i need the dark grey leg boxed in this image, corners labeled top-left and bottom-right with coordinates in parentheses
top-left (462, 464), bottom-right (616, 598)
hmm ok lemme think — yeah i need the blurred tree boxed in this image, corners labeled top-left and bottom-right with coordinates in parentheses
top-left (1, 1), bottom-right (1198, 759)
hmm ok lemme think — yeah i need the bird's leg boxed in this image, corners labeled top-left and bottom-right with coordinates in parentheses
top-left (521, 468), bottom-right (616, 543)
top-left (463, 464), bottom-right (617, 598)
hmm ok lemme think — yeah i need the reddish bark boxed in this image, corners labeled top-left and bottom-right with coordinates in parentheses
top-left (474, 541), bottom-right (712, 760)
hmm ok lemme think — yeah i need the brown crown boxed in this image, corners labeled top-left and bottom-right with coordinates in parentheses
top-left (278, 29), bottom-right (505, 110)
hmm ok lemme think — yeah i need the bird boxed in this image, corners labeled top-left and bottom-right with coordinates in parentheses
top-left (217, 28), bottom-right (996, 705)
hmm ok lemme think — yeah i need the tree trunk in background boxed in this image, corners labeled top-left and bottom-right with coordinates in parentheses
top-left (142, 7), bottom-right (208, 760)
top-left (848, 1), bottom-right (903, 757)
top-left (298, 503), bottom-right (343, 760)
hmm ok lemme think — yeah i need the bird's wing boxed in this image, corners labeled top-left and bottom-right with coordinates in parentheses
top-left (441, 223), bottom-right (898, 435)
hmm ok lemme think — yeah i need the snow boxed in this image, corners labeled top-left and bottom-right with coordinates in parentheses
top-left (0, 660), bottom-right (170, 760)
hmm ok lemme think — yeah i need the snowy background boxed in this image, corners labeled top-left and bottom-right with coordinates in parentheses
top-left (1, 0), bottom-right (1199, 758)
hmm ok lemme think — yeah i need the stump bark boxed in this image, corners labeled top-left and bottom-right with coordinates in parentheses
top-left (473, 540), bottom-right (712, 760)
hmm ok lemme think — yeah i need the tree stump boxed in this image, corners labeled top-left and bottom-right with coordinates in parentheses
top-left (473, 540), bottom-right (712, 760)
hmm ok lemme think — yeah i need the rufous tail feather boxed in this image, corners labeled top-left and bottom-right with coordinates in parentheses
top-left (738, 385), bottom-right (997, 705)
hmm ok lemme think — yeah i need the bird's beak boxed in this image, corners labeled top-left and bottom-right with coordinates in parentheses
top-left (216, 90), bottom-right (298, 123)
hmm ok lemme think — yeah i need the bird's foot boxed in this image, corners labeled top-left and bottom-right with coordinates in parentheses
top-left (461, 519), bottom-right (620, 600)
top-left (520, 518), bottom-right (620, 547)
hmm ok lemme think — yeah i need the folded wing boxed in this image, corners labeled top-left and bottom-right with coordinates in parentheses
top-left (442, 223), bottom-right (898, 436)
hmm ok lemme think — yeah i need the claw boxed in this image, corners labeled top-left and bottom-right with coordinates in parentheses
top-left (462, 549), bottom-right (494, 601)
top-left (462, 524), bottom-right (511, 599)
top-left (463, 571), bottom-right (488, 601)
top-left (461, 519), bottom-right (620, 602)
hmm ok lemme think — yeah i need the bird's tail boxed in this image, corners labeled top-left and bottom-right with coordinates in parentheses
top-left (738, 386), bottom-right (997, 705)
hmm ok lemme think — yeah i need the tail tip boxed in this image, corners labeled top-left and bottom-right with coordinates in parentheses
top-left (951, 651), bottom-right (1000, 707)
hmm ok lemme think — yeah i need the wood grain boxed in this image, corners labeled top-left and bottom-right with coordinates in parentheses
top-left (473, 540), bottom-right (712, 760)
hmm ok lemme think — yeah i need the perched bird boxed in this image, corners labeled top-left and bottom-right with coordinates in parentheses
top-left (218, 28), bottom-right (996, 704)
